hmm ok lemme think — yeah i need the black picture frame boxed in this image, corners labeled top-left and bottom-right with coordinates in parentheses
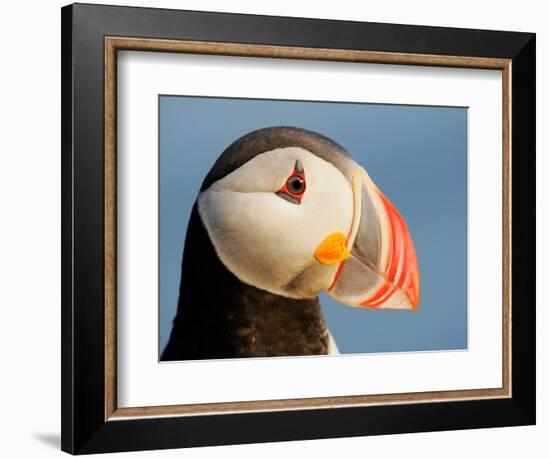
top-left (61, 3), bottom-right (535, 454)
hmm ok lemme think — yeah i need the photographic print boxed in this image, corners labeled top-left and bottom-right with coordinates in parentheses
top-left (159, 96), bottom-right (467, 361)
top-left (62, 6), bottom-right (535, 452)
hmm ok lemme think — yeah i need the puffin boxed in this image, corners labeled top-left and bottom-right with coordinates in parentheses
top-left (161, 126), bottom-right (420, 361)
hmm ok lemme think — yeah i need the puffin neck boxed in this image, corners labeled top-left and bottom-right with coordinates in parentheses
top-left (161, 203), bottom-right (330, 361)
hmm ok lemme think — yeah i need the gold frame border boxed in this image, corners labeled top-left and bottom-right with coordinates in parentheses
top-left (104, 37), bottom-right (512, 421)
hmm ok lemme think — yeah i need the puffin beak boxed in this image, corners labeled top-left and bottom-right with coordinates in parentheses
top-left (321, 168), bottom-right (420, 310)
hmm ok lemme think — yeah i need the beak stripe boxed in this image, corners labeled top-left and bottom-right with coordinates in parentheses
top-left (365, 286), bottom-right (397, 308)
top-left (328, 260), bottom-right (346, 292)
top-left (360, 189), bottom-right (418, 309)
top-left (361, 280), bottom-right (394, 307)
top-left (378, 188), bottom-right (420, 309)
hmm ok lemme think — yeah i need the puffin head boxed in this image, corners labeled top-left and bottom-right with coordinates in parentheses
top-left (197, 127), bottom-right (420, 310)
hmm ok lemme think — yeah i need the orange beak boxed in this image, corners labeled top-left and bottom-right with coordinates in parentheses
top-left (323, 168), bottom-right (420, 311)
top-left (360, 188), bottom-right (420, 310)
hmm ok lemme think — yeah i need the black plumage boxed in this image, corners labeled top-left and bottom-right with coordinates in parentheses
top-left (161, 204), bottom-right (329, 361)
top-left (200, 126), bottom-right (353, 191)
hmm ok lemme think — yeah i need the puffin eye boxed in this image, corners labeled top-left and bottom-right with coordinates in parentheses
top-left (276, 160), bottom-right (306, 205)
top-left (286, 176), bottom-right (305, 195)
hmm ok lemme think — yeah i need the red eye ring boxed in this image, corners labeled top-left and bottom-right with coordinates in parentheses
top-left (276, 160), bottom-right (306, 204)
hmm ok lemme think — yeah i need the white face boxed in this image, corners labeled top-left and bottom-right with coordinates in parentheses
top-left (198, 147), bottom-right (354, 298)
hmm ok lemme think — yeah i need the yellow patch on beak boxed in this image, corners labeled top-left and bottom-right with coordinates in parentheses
top-left (314, 232), bottom-right (350, 265)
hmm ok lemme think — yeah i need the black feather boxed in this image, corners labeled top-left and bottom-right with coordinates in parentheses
top-left (200, 126), bottom-right (352, 191)
top-left (161, 204), bottom-right (329, 361)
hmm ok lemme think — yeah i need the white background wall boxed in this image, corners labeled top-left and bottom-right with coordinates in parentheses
top-left (0, 0), bottom-right (545, 456)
